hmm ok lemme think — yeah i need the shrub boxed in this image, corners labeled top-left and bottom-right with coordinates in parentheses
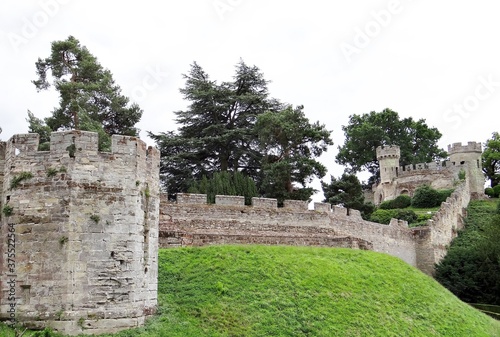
top-left (378, 200), bottom-right (394, 210)
top-left (485, 187), bottom-right (495, 198)
top-left (9, 171), bottom-right (34, 190)
top-left (2, 205), bottom-right (13, 217)
top-left (417, 213), bottom-right (433, 223)
top-left (392, 195), bottom-right (412, 209)
top-left (370, 208), bottom-right (418, 224)
top-left (359, 202), bottom-right (376, 220)
top-left (438, 189), bottom-right (454, 203)
top-left (494, 185), bottom-right (500, 198)
top-left (378, 195), bottom-right (411, 210)
top-left (458, 169), bottom-right (466, 181)
top-left (370, 209), bottom-right (397, 224)
top-left (411, 185), bottom-right (441, 208)
top-left (394, 209), bottom-right (418, 223)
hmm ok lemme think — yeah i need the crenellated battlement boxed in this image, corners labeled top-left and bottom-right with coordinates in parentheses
top-left (447, 141), bottom-right (482, 155)
top-left (176, 193), bottom-right (344, 213)
top-left (3, 131), bottom-right (159, 163)
top-left (376, 145), bottom-right (400, 160)
top-left (396, 159), bottom-right (469, 177)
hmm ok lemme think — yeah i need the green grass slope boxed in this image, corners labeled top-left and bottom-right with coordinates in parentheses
top-left (2, 246), bottom-right (500, 337)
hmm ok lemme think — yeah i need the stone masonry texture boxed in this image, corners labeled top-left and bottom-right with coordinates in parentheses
top-left (0, 131), bottom-right (160, 335)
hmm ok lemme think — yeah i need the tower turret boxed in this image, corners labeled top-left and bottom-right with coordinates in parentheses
top-left (447, 141), bottom-right (484, 198)
top-left (0, 131), bottom-right (160, 335)
top-left (376, 145), bottom-right (400, 184)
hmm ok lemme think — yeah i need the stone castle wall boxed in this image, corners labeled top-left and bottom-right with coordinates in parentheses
top-left (159, 193), bottom-right (418, 268)
top-left (413, 180), bottom-right (470, 275)
top-left (160, 183), bottom-right (473, 276)
top-left (0, 131), bottom-right (160, 335)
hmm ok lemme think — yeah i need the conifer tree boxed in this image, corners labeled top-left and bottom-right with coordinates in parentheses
top-left (30, 36), bottom-right (142, 149)
top-left (256, 105), bottom-right (332, 202)
top-left (150, 60), bottom-right (282, 195)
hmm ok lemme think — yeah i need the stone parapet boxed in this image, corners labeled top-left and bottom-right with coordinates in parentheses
top-left (215, 195), bottom-right (245, 206)
top-left (177, 193), bottom-right (207, 204)
top-left (252, 197), bottom-right (278, 209)
top-left (283, 199), bottom-right (309, 210)
top-left (314, 202), bottom-right (331, 212)
top-left (448, 141), bottom-right (482, 155)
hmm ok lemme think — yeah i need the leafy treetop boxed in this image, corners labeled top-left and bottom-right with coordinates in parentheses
top-left (336, 108), bottom-right (446, 183)
top-left (32, 35), bottom-right (142, 137)
top-left (482, 132), bottom-right (500, 188)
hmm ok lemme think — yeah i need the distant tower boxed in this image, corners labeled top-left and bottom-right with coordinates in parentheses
top-left (376, 145), bottom-right (400, 184)
top-left (448, 142), bottom-right (484, 198)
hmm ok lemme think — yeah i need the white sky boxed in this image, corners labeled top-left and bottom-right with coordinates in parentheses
top-left (1, 0), bottom-right (499, 200)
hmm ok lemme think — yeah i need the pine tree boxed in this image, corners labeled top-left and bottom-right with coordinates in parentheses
top-left (149, 60), bottom-right (281, 195)
top-left (256, 105), bottom-right (332, 203)
top-left (31, 36), bottom-right (142, 149)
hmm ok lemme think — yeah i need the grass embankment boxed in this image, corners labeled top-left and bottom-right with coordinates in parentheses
top-left (2, 246), bottom-right (500, 336)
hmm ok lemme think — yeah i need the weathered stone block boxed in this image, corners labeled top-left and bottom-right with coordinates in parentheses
top-left (177, 193), bottom-right (207, 204)
top-left (283, 199), bottom-right (308, 210)
top-left (252, 197), bottom-right (277, 209)
top-left (313, 202), bottom-right (331, 212)
top-left (215, 195), bottom-right (245, 206)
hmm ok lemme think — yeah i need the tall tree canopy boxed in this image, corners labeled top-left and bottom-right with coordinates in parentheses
top-left (149, 62), bottom-right (331, 201)
top-left (32, 35), bottom-right (142, 138)
top-left (256, 105), bottom-right (332, 202)
top-left (336, 108), bottom-right (446, 183)
top-left (149, 60), bottom-right (282, 195)
top-left (482, 132), bottom-right (500, 188)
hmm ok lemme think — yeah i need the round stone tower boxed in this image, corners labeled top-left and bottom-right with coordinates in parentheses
top-left (0, 131), bottom-right (160, 335)
top-left (376, 145), bottom-right (400, 184)
top-left (447, 141), bottom-right (484, 198)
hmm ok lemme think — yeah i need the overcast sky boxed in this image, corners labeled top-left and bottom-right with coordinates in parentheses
top-left (1, 0), bottom-right (499, 199)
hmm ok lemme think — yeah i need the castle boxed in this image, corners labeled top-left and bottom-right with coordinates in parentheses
top-left (371, 142), bottom-right (484, 204)
top-left (0, 131), bottom-right (484, 335)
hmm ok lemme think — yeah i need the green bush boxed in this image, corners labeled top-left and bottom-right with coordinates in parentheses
top-left (378, 200), bottom-right (394, 210)
top-left (458, 169), bottom-right (466, 181)
top-left (417, 213), bottom-right (433, 223)
top-left (370, 209), bottom-right (397, 224)
top-left (2, 205), bottom-right (13, 217)
top-left (494, 185), bottom-right (500, 198)
top-left (392, 195), bottom-right (412, 209)
top-left (370, 208), bottom-right (418, 225)
top-left (485, 187), bottom-right (495, 198)
top-left (394, 209), bottom-right (418, 223)
top-left (411, 185), bottom-right (441, 208)
top-left (438, 189), bottom-right (454, 203)
top-left (378, 195), bottom-right (411, 210)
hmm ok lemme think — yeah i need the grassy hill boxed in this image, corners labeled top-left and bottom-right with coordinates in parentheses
top-left (2, 246), bottom-right (500, 336)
